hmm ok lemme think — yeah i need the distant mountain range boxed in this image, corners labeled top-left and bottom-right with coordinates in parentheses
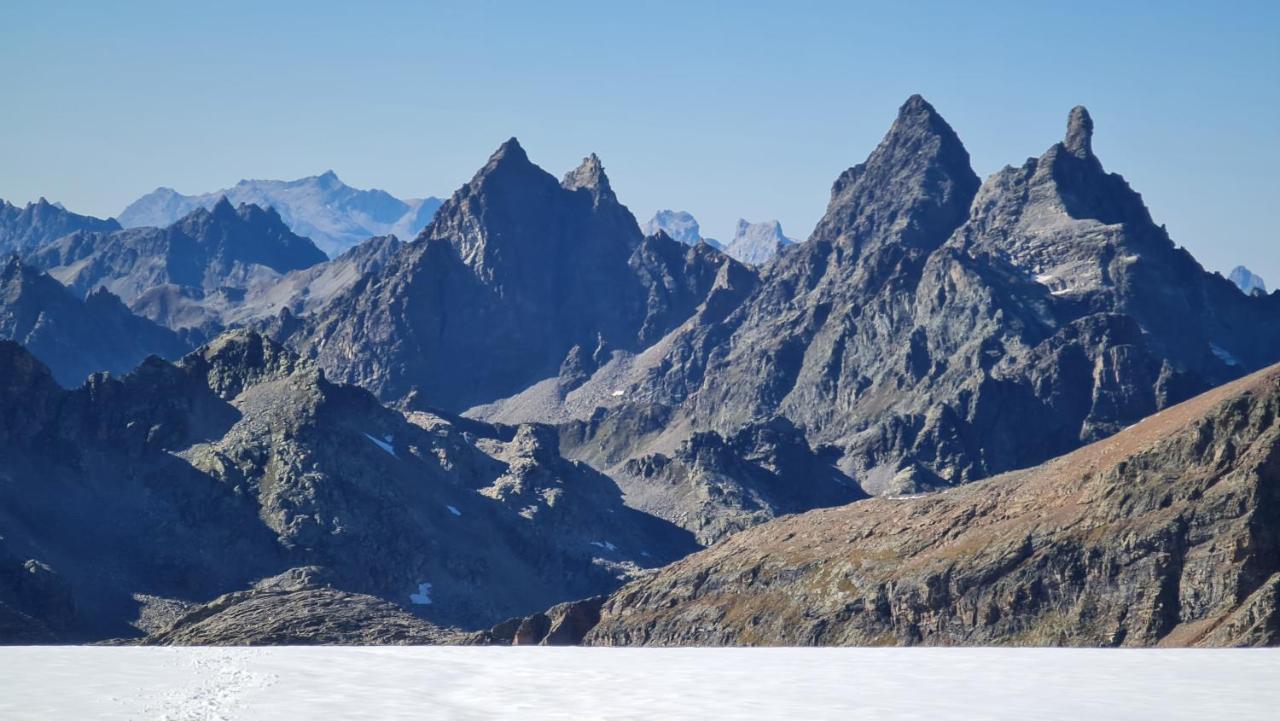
top-left (642, 211), bottom-right (795, 265)
top-left (32, 197), bottom-right (328, 340)
top-left (118, 172), bottom-right (443, 258)
top-left (1, 197), bottom-right (120, 256)
top-left (2, 96), bottom-right (1279, 647)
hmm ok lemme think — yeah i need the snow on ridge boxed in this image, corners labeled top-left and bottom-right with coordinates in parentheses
top-left (446, 505), bottom-right (462, 517)
top-left (363, 432), bottom-right (397, 457)
top-left (591, 540), bottom-right (618, 552)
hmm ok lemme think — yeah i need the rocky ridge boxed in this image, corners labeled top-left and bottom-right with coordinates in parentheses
top-left (0, 256), bottom-right (188, 385)
top-left (579, 362), bottom-right (1280, 647)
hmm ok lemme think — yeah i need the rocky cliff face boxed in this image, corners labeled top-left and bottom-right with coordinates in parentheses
top-left (582, 363), bottom-right (1280, 647)
top-left (32, 198), bottom-right (327, 335)
top-left (118, 172), bottom-right (443, 258)
top-left (0, 331), bottom-right (695, 643)
top-left (0, 256), bottom-right (188, 386)
top-left (0, 197), bottom-right (121, 256)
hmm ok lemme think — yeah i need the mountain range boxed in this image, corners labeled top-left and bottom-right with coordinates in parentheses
top-left (117, 172), bottom-right (443, 258)
top-left (2, 95), bottom-right (1278, 647)
top-left (642, 210), bottom-right (795, 265)
top-left (1, 197), bottom-right (121, 256)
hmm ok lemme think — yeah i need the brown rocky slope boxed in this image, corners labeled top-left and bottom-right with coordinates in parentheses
top-left (581, 362), bottom-right (1280, 647)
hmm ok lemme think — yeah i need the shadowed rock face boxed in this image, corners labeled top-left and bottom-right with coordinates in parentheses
top-left (581, 363), bottom-right (1280, 647)
top-left (0, 256), bottom-right (189, 386)
top-left (0, 331), bottom-right (696, 643)
top-left (0, 197), bottom-right (120, 256)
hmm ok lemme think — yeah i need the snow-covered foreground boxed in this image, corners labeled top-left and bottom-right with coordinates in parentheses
top-left (1, 647), bottom-right (1276, 720)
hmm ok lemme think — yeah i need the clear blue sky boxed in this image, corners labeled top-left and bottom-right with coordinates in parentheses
top-left (2, 1), bottom-right (1277, 280)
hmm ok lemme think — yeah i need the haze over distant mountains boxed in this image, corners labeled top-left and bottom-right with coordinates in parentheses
top-left (642, 210), bottom-right (795, 265)
top-left (2, 96), bottom-right (1280, 647)
top-left (118, 172), bottom-right (443, 258)
top-left (1230, 265), bottom-right (1267, 295)
top-left (1, 197), bottom-right (121, 256)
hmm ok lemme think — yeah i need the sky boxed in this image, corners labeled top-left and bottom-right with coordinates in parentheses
top-left (2, 1), bottom-right (1277, 280)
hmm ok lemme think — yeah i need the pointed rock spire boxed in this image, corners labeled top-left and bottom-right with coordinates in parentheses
top-left (210, 195), bottom-right (236, 218)
top-left (486, 137), bottom-right (531, 168)
top-left (811, 94), bottom-right (979, 257)
top-left (562, 153), bottom-right (617, 203)
top-left (1064, 105), bottom-right (1094, 158)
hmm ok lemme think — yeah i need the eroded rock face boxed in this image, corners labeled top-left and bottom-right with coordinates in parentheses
top-left (583, 364), bottom-right (1280, 647)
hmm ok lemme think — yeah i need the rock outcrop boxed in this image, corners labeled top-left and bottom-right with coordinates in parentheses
top-left (140, 569), bottom-right (458, 645)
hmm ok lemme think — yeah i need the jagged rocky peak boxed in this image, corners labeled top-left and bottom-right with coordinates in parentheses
top-left (811, 94), bottom-right (980, 257)
top-left (482, 137), bottom-right (535, 175)
top-left (1064, 105), bottom-right (1094, 158)
top-left (184, 329), bottom-right (312, 399)
top-left (562, 153), bottom-right (616, 202)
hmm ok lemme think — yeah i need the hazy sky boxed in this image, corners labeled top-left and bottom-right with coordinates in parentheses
top-left (2, 1), bottom-right (1277, 279)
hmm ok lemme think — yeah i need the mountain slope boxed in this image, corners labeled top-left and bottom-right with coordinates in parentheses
top-left (0, 331), bottom-right (695, 642)
top-left (0, 256), bottom-right (188, 386)
top-left (0, 198), bottom-right (120, 256)
top-left (583, 362), bottom-right (1280, 647)
top-left (118, 172), bottom-right (443, 257)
